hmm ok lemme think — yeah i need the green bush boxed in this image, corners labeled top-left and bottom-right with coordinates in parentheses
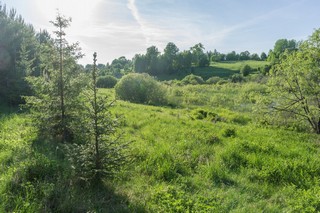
top-left (240, 64), bottom-right (252, 76)
top-left (96, 75), bottom-right (118, 88)
top-left (258, 64), bottom-right (271, 75)
top-left (206, 76), bottom-right (221, 84)
top-left (231, 74), bottom-right (245, 83)
top-left (181, 74), bottom-right (205, 85)
top-left (115, 73), bottom-right (167, 105)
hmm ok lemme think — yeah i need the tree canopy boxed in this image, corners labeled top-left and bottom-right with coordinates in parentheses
top-left (268, 29), bottom-right (320, 134)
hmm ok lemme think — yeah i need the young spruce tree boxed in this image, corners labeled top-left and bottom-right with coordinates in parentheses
top-left (68, 53), bottom-right (128, 184)
top-left (25, 12), bottom-right (84, 142)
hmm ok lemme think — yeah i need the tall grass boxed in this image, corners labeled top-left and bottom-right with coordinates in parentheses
top-left (1, 80), bottom-right (320, 211)
top-left (111, 97), bottom-right (320, 212)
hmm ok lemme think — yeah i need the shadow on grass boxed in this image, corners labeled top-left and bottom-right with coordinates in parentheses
top-left (3, 138), bottom-right (145, 213)
top-left (193, 66), bottom-right (239, 80)
top-left (155, 66), bottom-right (238, 81)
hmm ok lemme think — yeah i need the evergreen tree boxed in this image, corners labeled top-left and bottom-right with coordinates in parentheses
top-left (25, 12), bottom-right (85, 142)
top-left (68, 53), bottom-right (129, 183)
top-left (0, 3), bottom-right (38, 105)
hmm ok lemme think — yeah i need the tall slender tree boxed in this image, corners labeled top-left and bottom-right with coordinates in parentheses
top-left (50, 13), bottom-right (71, 141)
top-left (25, 12), bottom-right (84, 142)
top-left (68, 53), bottom-right (129, 183)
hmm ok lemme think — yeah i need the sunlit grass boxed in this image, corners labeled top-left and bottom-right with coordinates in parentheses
top-left (1, 82), bottom-right (320, 212)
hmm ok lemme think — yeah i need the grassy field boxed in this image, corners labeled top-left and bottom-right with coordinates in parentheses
top-left (1, 82), bottom-right (320, 212)
top-left (157, 60), bottom-right (269, 81)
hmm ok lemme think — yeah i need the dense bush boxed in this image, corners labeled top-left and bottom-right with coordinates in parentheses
top-left (96, 75), bottom-right (118, 88)
top-left (181, 74), bottom-right (205, 85)
top-left (115, 73), bottom-right (167, 105)
top-left (231, 74), bottom-right (245, 83)
top-left (258, 64), bottom-right (272, 75)
top-left (199, 56), bottom-right (210, 67)
top-left (206, 76), bottom-right (222, 84)
top-left (240, 64), bottom-right (252, 76)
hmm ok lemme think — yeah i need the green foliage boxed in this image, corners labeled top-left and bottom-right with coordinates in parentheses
top-left (273, 39), bottom-right (297, 56)
top-left (2, 83), bottom-right (320, 212)
top-left (68, 53), bottom-right (128, 184)
top-left (258, 64), bottom-right (271, 75)
top-left (226, 51), bottom-right (239, 61)
top-left (3, 3), bottom-right (320, 212)
top-left (260, 52), bottom-right (267, 61)
top-left (24, 12), bottom-right (85, 142)
top-left (267, 28), bottom-right (320, 134)
top-left (0, 4), bottom-right (38, 105)
top-left (231, 73), bottom-right (245, 83)
top-left (181, 74), bottom-right (204, 85)
top-left (98, 56), bottom-right (132, 78)
top-left (240, 64), bottom-right (252, 76)
top-left (115, 73), bottom-right (167, 105)
top-left (96, 75), bottom-right (118, 88)
top-left (206, 76), bottom-right (222, 84)
top-left (191, 108), bottom-right (221, 122)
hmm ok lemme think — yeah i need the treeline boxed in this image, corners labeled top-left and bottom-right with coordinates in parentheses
top-left (89, 39), bottom-right (299, 79)
top-left (267, 39), bottom-right (298, 63)
top-left (90, 43), bottom-right (269, 78)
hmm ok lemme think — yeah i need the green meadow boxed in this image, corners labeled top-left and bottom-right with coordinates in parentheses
top-left (1, 78), bottom-right (320, 212)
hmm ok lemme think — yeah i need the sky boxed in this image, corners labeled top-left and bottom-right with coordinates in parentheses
top-left (2, 0), bottom-right (320, 65)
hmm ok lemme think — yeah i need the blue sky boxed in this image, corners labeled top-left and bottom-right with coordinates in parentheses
top-left (2, 0), bottom-right (320, 64)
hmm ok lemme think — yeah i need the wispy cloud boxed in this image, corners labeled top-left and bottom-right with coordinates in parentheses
top-left (127, 0), bottom-right (152, 46)
top-left (126, 0), bottom-right (172, 48)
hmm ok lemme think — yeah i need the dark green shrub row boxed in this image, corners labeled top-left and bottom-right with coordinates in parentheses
top-left (96, 75), bottom-right (118, 88)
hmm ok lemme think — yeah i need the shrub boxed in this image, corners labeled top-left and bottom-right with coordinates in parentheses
top-left (181, 74), bottom-right (205, 85)
top-left (206, 76), bottom-right (221, 84)
top-left (199, 56), bottom-right (210, 67)
top-left (115, 73), bottom-right (167, 105)
top-left (230, 74), bottom-right (245, 83)
top-left (240, 64), bottom-right (252, 76)
top-left (96, 75), bottom-right (118, 88)
top-left (258, 64), bottom-right (271, 75)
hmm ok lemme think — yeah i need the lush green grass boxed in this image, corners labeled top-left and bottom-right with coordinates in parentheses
top-left (111, 97), bottom-right (320, 212)
top-left (212, 60), bottom-right (270, 70)
top-left (1, 82), bottom-right (320, 212)
top-left (157, 60), bottom-right (269, 81)
top-left (0, 112), bottom-right (139, 212)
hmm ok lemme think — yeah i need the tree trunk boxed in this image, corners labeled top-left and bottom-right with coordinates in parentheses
top-left (316, 119), bottom-right (320, 134)
top-left (59, 25), bottom-right (66, 142)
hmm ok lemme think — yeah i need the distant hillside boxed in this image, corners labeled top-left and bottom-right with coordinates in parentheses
top-left (156, 60), bottom-right (270, 81)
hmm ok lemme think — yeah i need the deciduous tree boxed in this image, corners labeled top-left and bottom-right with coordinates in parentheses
top-left (268, 29), bottom-right (320, 134)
